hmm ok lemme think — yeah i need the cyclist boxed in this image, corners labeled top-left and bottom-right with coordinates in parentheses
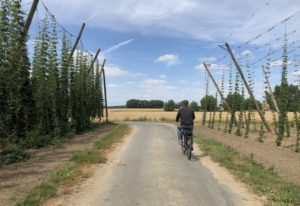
top-left (176, 100), bottom-right (195, 150)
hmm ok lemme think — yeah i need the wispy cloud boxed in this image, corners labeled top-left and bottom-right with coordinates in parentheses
top-left (104, 38), bottom-right (134, 54)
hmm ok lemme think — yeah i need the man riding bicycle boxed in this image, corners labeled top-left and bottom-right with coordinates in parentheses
top-left (176, 100), bottom-right (195, 150)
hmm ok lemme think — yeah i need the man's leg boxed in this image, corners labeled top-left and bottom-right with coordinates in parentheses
top-left (177, 126), bottom-right (182, 143)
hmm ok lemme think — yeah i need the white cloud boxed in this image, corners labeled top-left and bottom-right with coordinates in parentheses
top-left (33, 0), bottom-right (300, 43)
top-left (155, 54), bottom-right (179, 66)
top-left (269, 60), bottom-right (296, 67)
top-left (195, 63), bottom-right (229, 71)
top-left (125, 81), bottom-right (135, 85)
top-left (294, 70), bottom-right (300, 77)
top-left (105, 64), bottom-right (130, 77)
top-left (142, 79), bottom-right (166, 87)
top-left (107, 83), bottom-right (119, 88)
top-left (199, 57), bottom-right (217, 63)
top-left (160, 75), bottom-right (166, 79)
top-left (105, 64), bottom-right (145, 77)
top-left (179, 80), bottom-right (188, 84)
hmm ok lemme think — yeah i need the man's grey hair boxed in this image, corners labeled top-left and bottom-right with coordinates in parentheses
top-left (181, 100), bottom-right (189, 106)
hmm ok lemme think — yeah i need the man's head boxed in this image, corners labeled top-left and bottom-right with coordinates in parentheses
top-left (181, 100), bottom-right (189, 107)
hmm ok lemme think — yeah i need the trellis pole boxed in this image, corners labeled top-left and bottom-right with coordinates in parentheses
top-left (100, 59), bottom-right (108, 123)
top-left (24, 0), bottom-right (40, 34)
top-left (67, 23), bottom-right (86, 65)
top-left (88, 49), bottom-right (101, 74)
top-left (224, 43), bottom-right (272, 132)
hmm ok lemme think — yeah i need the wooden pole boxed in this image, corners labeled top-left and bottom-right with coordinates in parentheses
top-left (24, 0), bottom-right (39, 34)
top-left (225, 42), bottom-right (272, 132)
top-left (262, 65), bottom-right (280, 114)
top-left (203, 63), bottom-right (240, 127)
top-left (88, 49), bottom-right (101, 74)
top-left (67, 23), bottom-right (86, 65)
top-left (100, 59), bottom-right (108, 123)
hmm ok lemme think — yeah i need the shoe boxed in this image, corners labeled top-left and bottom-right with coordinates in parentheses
top-left (191, 146), bottom-right (194, 151)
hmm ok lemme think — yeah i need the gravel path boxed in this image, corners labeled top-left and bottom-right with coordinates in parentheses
top-left (84, 122), bottom-right (262, 206)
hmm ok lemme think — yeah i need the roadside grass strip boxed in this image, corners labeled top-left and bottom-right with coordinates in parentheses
top-left (15, 124), bottom-right (130, 206)
top-left (195, 135), bottom-right (300, 206)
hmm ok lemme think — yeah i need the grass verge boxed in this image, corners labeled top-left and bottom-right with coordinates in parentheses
top-left (195, 135), bottom-right (300, 206)
top-left (15, 124), bottom-right (130, 206)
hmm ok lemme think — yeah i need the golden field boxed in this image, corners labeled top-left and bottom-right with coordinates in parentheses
top-left (108, 109), bottom-right (295, 122)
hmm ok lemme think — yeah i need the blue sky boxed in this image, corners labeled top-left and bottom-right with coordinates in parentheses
top-left (23, 0), bottom-right (300, 105)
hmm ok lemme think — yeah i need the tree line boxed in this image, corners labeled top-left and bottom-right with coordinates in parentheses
top-left (125, 84), bottom-right (300, 113)
top-left (0, 0), bottom-right (104, 151)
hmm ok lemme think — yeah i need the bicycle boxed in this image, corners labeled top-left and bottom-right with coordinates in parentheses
top-left (180, 128), bottom-right (193, 160)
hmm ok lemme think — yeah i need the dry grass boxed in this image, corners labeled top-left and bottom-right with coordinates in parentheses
top-left (108, 109), bottom-right (295, 123)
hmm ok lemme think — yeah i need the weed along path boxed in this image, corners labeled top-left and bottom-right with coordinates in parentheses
top-left (47, 122), bottom-right (264, 206)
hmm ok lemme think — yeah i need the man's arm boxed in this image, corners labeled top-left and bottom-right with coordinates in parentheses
top-left (192, 111), bottom-right (195, 120)
top-left (176, 110), bottom-right (180, 122)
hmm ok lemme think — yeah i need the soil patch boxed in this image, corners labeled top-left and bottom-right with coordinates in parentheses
top-left (0, 125), bottom-right (116, 206)
top-left (194, 125), bottom-right (300, 186)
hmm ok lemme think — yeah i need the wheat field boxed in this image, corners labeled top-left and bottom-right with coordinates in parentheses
top-left (107, 109), bottom-right (295, 123)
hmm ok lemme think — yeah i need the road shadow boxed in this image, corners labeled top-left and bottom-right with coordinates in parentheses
top-left (190, 153), bottom-right (207, 161)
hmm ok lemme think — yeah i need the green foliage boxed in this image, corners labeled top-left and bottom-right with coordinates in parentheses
top-left (126, 99), bottom-right (164, 108)
top-left (200, 95), bottom-right (217, 111)
top-left (0, 147), bottom-right (29, 167)
top-left (0, 3), bottom-right (106, 159)
top-left (258, 123), bottom-right (264, 142)
top-left (21, 130), bottom-right (56, 149)
top-left (202, 74), bottom-right (210, 125)
top-left (266, 84), bottom-right (300, 112)
top-left (189, 101), bottom-right (199, 111)
top-left (225, 92), bottom-right (244, 111)
top-left (163, 99), bottom-right (176, 111)
top-left (277, 34), bottom-right (289, 146)
top-left (293, 112), bottom-right (300, 152)
top-left (218, 69), bottom-right (225, 131)
top-left (15, 182), bottom-right (57, 206)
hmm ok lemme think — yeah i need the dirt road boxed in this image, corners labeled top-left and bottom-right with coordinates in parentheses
top-left (48, 122), bottom-right (263, 206)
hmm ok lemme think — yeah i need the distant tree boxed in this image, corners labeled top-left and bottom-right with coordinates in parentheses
top-left (149, 100), bottom-right (164, 108)
top-left (225, 92), bottom-right (244, 111)
top-left (200, 95), bottom-right (217, 111)
top-left (126, 99), bottom-right (138, 108)
top-left (266, 84), bottom-right (300, 112)
top-left (189, 101), bottom-right (199, 111)
top-left (164, 100), bottom-right (176, 111)
top-left (126, 99), bottom-right (163, 108)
